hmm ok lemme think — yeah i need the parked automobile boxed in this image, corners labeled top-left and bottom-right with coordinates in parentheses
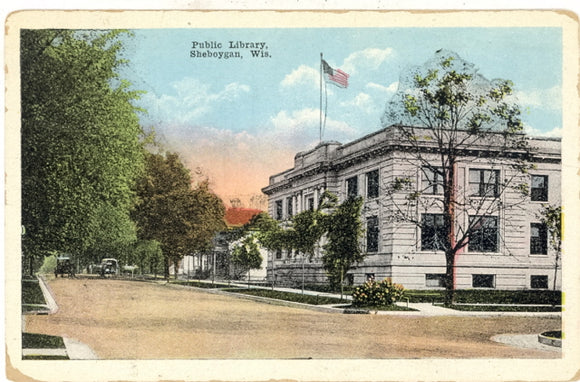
top-left (99, 258), bottom-right (119, 277)
top-left (54, 256), bottom-right (75, 278)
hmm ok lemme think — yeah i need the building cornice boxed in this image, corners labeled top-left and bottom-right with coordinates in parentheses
top-left (262, 125), bottom-right (561, 195)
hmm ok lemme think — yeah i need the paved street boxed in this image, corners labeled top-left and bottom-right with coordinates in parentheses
top-left (24, 278), bottom-right (561, 359)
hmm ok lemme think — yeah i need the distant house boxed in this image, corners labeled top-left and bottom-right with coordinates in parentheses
top-left (178, 207), bottom-right (268, 280)
top-left (262, 125), bottom-right (561, 290)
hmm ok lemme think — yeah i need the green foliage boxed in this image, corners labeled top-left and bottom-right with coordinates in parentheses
top-left (321, 196), bottom-right (365, 289)
top-left (38, 255), bottom-right (57, 274)
top-left (254, 191), bottom-right (364, 290)
top-left (230, 235), bottom-right (263, 275)
top-left (133, 152), bottom-right (226, 278)
top-left (539, 204), bottom-right (562, 253)
top-left (21, 29), bottom-right (145, 270)
top-left (538, 204), bottom-right (562, 290)
top-left (352, 278), bottom-right (405, 306)
top-left (131, 240), bottom-right (163, 275)
top-left (380, 49), bottom-right (534, 306)
top-left (251, 191), bottom-right (337, 258)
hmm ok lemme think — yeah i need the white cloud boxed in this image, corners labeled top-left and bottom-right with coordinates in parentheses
top-left (270, 108), bottom-right (358, 147)
top-left (366, 81), bottom-right (398, 94)
top-left (139, 77), bottom-right (251, 126)
top-left (340, 93), bottom-right (375, 114)
top-left (514, 86), bottom-right (562, 111)
top-left (280, 65), bottom-right (319, 88)
top-left (524, 124), bottom-right (562, 138)
top-left (342, 48), bottom-right (393, 75)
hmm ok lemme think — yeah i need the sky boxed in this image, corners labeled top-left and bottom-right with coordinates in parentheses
top-left (117, 27), bottom-right (562, 204)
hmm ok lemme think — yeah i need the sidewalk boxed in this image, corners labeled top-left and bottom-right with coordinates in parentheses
top-left (22, 276), bottom-right (99, 360)
top-left (191, 279), bottom-right (562, 318)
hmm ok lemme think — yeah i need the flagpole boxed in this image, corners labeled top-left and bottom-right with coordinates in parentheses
top-left (319, 52), bottom-right (323, 143)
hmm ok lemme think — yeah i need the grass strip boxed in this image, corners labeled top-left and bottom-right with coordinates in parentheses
top-left (23, 355), bottom-right (69, 360)
top-left (22, 279), bottom-right (46, 305)
top-left (22, 333), bottom-right (66, 349)
top-left (404, 289), bottom-right (561, 305)
top-left (348, 304), bottom-right (417, 311)
top-left (171, 280), bottom-right (231, 289)
top-left (435, 304), bottom-right (562, 312)
top-left (541, 330), bottom-right (562, 339)
top-left (222, 288), bottom-right (346, 305)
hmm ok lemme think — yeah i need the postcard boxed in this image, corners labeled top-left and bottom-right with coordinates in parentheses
top-left (5, 8), bottom-right (580, 382)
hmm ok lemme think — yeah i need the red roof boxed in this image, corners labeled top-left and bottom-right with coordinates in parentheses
top-left (225, 207), bottom-right (262, 227)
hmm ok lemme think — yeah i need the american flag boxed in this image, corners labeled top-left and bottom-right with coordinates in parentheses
top-left (322, 59), bottom-right (349, 88)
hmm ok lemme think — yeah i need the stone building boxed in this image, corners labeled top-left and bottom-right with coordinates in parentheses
top-left (261, 125), bottom-right (561, 290)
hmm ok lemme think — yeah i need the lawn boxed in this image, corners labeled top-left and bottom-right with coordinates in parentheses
top-left (437, 304), bottom-right (562, 312)
top-left (22, 278), bottom-right (46, 305)
top-left (345, 304), bottom-right (417, 312)
top-left (22, 333), bottom-right (69, 360)
top-left (22, 332), bottom-right (65, 349)
top-left (222, 288), bottom-right (347, 305)
top-left (404, 289), bottom-right (561, 305)
top-left (171, 280), bottom-right (231, 289)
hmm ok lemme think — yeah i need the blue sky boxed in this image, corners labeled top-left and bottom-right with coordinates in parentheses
top-left (118, 27), bottom-right (562, 201)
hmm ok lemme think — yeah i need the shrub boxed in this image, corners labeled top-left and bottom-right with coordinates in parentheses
top-left (352, 278), bottom-right (405, 306)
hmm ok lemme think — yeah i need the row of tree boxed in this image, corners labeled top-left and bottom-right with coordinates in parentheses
top-left (21, 30), bottom-right (225, 278)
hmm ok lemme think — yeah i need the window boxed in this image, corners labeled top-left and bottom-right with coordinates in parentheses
top-left (531, 275), bottom-right (549, 289)
top-left (275, 249), bottom-right (282, 259)
top-left (531, 175), bottom-right (549, 202)
top-left (468, 216), bottom-right (498, 252)
top-left (421, 214), bottom-right (448, 251)
top-left (307, 197), bottom-right (315, 211)
top-left (366, 170), bottom-right (379, 198)
top-left (469, 169), bottom-right (500, 197)
top-left (346, 176), bottom-right (358, 198)
top-left (422, 167), bottom-right (443, 195)
top-left (472, 274), bottom-right (495, 288)
top-left (530, 223), bottom-right (548, 255)
top-left (366, 216), bottom-right (379, 252)
top-left (275, 200), bottom-right (283, 220)
top-left (426, 274), bottom-right (446, 288)
top-left (286, 197), bottom-right (293, 218)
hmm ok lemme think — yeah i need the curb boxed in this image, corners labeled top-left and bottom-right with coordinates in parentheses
top-left (36, 275), bottom-right (59, 314)
top-left (163, 282), bottom-right (348, 314)
top-left (161, 282), bottom-right (563, 317)
top-left (538, 333), bottom-right (562, 348)
top-left (24, 276), bottom-right (100, 360)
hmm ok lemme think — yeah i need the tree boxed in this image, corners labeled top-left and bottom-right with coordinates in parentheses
top-left (381, 50), bottom-right (533, 306)
top-left (539, 205), bottom-right (562, 290)
top-left (254, 191), bottom-right (364, 293)
top-left (132, 240), bottom-right (163, 277)
top-left (133, 152), bottom-right (226, 278)
top-left (230, 235), bottom-right (263, 285)
top-left (21, 29), bottom-right (145, 273)
top-left (321, 196), bottom-right (365, 294)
